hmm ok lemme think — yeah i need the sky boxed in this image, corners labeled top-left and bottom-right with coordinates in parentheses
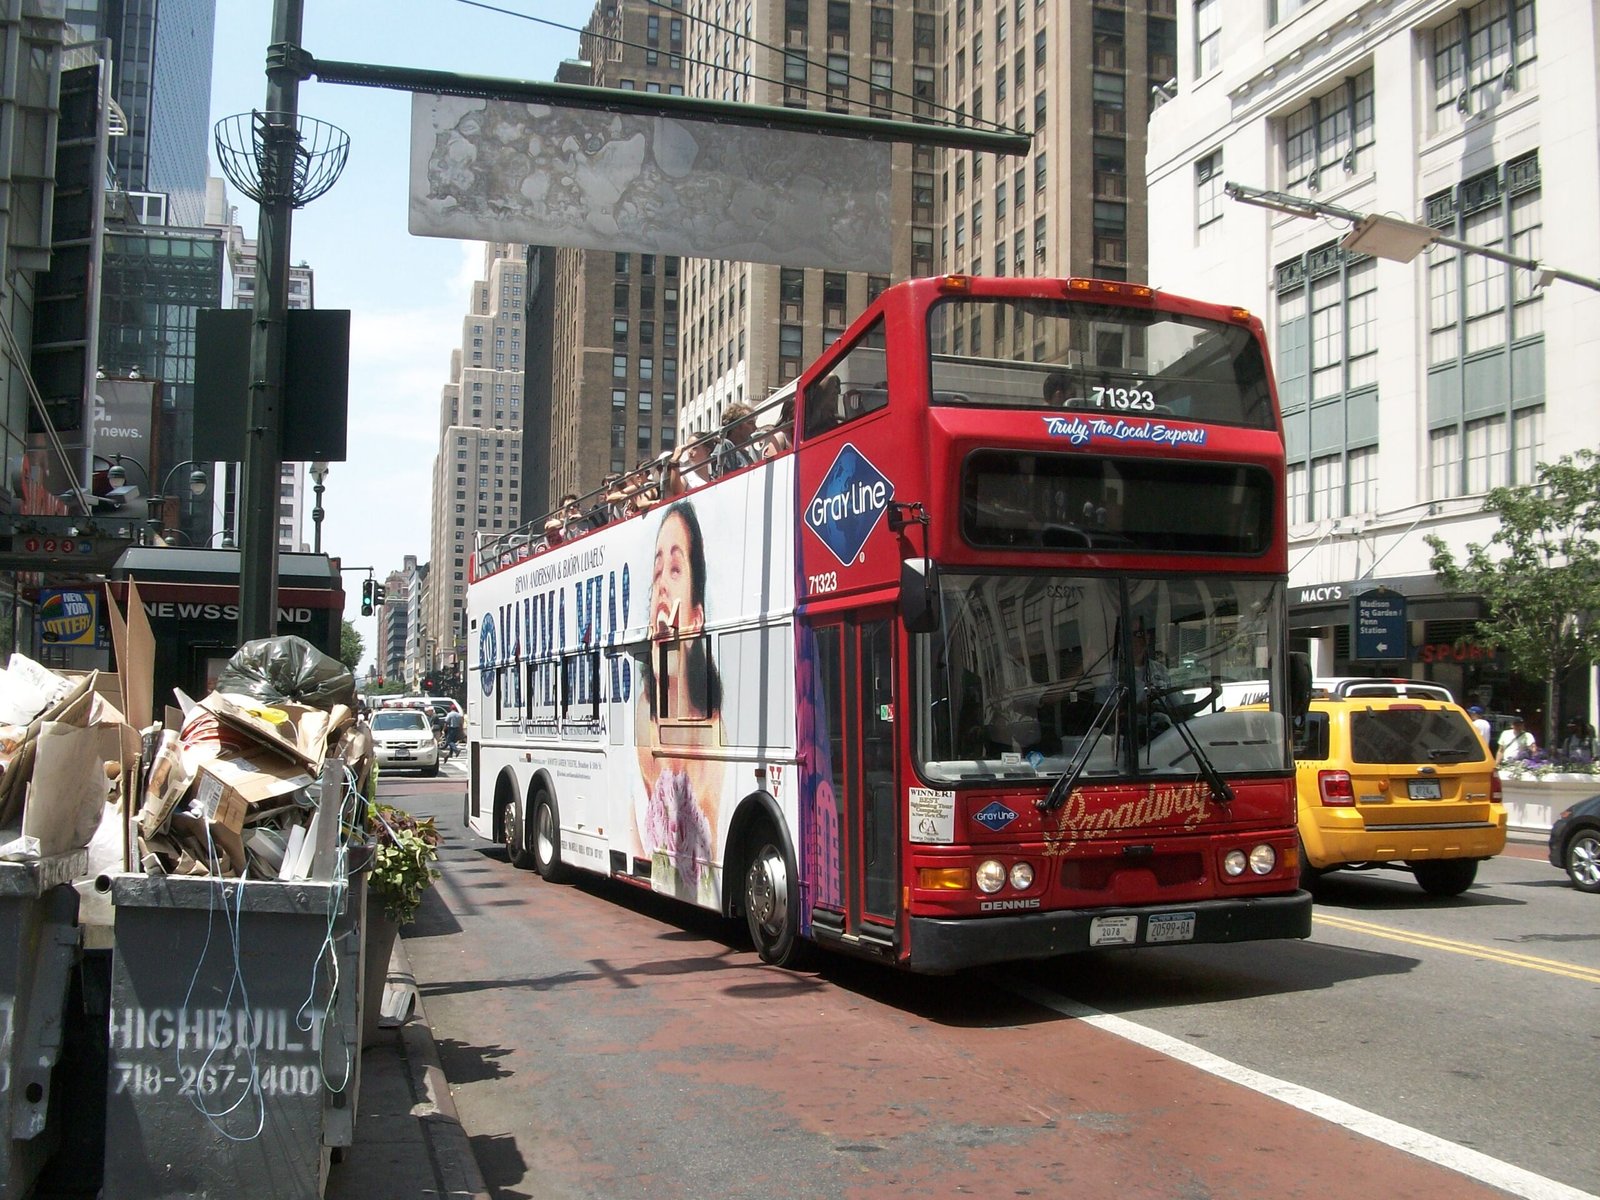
top-left (209, 0), bottom-right (595, 669)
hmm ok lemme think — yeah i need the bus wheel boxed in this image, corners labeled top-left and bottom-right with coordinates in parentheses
top-left (744, 829), bottom-right (803, 967)
top-left (502, 788), bottom-right (536, 870)
top-left (532, 791), bottom-right (571, 883)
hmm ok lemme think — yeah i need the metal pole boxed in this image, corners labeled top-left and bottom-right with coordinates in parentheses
top-left (238, 0), bottom-right (308, 642)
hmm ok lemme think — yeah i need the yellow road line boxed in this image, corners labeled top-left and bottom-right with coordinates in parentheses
top-left (1313, 913), bottom-right (1600, 985)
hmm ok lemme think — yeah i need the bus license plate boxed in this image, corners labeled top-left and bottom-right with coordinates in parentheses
top-left (1089, 915), bottom-right (1138, 946)
top-left (1146, 912), bottom-right (1196, 944)
top-left (1408, 780), bottom-right (1442, 800)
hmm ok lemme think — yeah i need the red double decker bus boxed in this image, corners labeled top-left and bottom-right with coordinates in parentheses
top-left (466, 275), bottom-right (1311, 972)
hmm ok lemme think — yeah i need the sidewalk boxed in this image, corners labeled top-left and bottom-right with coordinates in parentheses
top-left (324, 939), bottom-right (489, 1200)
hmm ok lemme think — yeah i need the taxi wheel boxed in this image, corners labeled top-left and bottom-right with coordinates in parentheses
top-left (1410, 858), bottom-right (1477, 897)
top-left (1297, 840), bottom-right (1324, 892)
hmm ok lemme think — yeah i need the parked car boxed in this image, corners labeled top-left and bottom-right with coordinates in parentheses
top-left (369, 708), bottom-right (440, 776)
top-left (1548, 793), bottom-right (1600, 893)
top-left (1252, 693), bottom-right (1506, 896)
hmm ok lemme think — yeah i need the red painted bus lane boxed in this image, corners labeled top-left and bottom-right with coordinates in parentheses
top-left (410, 861), bottom-right (1531, 1200)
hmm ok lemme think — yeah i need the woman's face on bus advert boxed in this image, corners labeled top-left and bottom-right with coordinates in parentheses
top-left (652, 511), bottom-right (702, 636)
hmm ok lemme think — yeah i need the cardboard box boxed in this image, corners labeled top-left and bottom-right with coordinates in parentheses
top-left (178, 749), bottom-right (315, 876)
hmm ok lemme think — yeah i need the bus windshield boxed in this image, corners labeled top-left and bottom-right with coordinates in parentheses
top-left (927, 296), bottom-right (1274, 430)
top-left (915, 574), bottom-right (1290, 784)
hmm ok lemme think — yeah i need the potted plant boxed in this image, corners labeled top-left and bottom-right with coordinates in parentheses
top-left (367, 801), bottom-right (442, 924)
top-left (361, 799), bottom-right (440, 1045)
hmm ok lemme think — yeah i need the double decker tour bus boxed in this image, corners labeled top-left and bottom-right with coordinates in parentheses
top-left (465, 275), bottom-right (1311, 972)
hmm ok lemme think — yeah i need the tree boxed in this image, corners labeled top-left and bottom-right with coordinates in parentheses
top-left (1425, 450), bottom-right (1600, 748)
top-left (339, 619), bottom-right (365, 671)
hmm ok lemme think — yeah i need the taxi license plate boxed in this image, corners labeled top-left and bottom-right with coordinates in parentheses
top-left (1407, 779), bottom-right (1442, 800)
top-left (1089, 915), bottom-right (1138, 946)
top-left (1147, 912), bottom-right (1196, 944)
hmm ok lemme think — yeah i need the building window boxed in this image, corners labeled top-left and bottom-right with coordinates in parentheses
top-left (1430, 0), bottom-right (1536, 127)
top-left (1194, 0), bottom-right (1220, 77)
top-left (1282, 70), bottom-right (1374, 195)
top-left (1196, 149), bottom-right (1224, 228)
top-left (1275, 244), bottom-right (1381, 521)
top-left (1422, 152), bottom-right (1544, 499)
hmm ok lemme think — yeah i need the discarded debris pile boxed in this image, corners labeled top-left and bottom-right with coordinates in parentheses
top-left (135, 636), bottom-right (372, 879)
top-left (0, 634), bottom-right (373, 882)
top-left (0, 654), bottom-right (130, 865)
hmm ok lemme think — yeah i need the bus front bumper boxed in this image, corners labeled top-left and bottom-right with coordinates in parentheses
top-left (905, 891), bottom-right (1312, 974)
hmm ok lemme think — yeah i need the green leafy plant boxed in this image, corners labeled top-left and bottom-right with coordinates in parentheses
top-left (367, 801), bottom-right (441, 925)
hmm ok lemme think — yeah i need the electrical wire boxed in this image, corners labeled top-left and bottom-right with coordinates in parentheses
top-left (452, 0), bottom-right (1011, 135)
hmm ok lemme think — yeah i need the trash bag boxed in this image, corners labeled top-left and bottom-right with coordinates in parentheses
top-left (215, 635), bottom-right (356, 711)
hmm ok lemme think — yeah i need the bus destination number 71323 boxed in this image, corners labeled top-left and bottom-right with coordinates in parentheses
top-left (807, 571), bottom-right (839, 595)
top-left (1090, 385), bottom-right (1155, 411)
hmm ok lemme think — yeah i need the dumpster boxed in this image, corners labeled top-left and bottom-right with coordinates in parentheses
top-left (102, 873), bottom-right (353, 1200)
top-left (0, 850), bottom-right (84, 1200)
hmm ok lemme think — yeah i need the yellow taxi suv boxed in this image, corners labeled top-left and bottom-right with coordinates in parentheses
top-left (1279, 687), bottom-right (1506, 896)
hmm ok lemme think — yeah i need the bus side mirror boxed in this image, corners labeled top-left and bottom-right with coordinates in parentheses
top-left (1290, 651), bottom-right (1312, 721)
top-left (900, 558), bottom-right (940, 633)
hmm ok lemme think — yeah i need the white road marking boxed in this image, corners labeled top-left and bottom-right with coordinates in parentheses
top-left (1003, 978), bottom-right (1596, 1200)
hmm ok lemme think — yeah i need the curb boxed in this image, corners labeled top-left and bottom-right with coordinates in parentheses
top-left (391, 937), bottom-right (491, 1200)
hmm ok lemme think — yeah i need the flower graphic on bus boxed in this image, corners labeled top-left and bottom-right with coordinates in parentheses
top-left (645, 766), bottom-right (713, 898)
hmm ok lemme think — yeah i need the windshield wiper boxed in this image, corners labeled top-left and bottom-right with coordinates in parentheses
top-left (1148, 686), bottom-right (1235, 805)
top-left (1038, 685), bottom-right (1124, 813)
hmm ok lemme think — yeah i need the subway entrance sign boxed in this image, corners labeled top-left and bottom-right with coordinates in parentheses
top-left (1352, 587), bottom-right (1407, 661)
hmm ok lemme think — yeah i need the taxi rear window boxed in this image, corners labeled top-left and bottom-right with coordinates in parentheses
top-left (1350, 708), bottom-right (1486, 765)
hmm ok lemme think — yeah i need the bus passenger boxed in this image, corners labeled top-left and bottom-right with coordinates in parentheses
top-left (672, 438), bottom-right (713, 490)
top-left (762, 397), bottom-right (795, 459)
top-left (711, 402), bottom-right (760, 476)
top-left (1044, 372), bottom-right (1071, 406)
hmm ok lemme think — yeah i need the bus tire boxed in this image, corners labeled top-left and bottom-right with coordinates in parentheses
top-left (532, 790), bottom-right (571, 883)
top-left (743, 823), bottom-right (806, 968)
top-left (501, 781), bottom-right (536, 870)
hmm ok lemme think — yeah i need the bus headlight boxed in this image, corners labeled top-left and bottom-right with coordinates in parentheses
top-left (1223, 850), bottom-right (1247, 876)
top-left (1249, 844), bottom-right (1277, 875)
top-left (976, 860), bottom-right (1006, 893)
top-left (1009, 862), bottom-right (1034, 890)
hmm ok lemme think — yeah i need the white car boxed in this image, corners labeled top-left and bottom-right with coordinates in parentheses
top-left (369, 709), bottom-right (439, 775)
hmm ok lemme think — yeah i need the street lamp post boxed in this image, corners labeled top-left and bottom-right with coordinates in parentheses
top-left (104, 455), bottom-right (209, 543)
top-left (309, 461), bottom-right (328, 553)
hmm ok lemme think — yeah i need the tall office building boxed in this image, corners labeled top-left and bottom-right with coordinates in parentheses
top-left (1146, 0), bottom-right (1597, 718)
top-left (377, 561), bottom-right (411, 682)
top-left (675, 1), bottom-right (923, 435)
top-left (427, 243), bottom-right (529, 677)
top-left (938, 0), bottom-right (1173, 361)
top-left (66, 0), bottom-right (216, 227)
top-left (539, 4), bottom-right (686, 505)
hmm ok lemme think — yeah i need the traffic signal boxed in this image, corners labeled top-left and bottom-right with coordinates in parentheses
top-left (373, 582), bottom-right (387, 607)
top-left (423, 678), bottom-right (435, 694)
top-left (360, 578), bottom-right (374, 616)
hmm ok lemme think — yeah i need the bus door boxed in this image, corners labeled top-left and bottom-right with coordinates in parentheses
top-left (813, 613), bottom-right (900, 950)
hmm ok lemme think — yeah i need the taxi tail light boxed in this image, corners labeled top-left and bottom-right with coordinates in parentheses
top-left (1490, 771), bottom-right (1503, 804)
top-left (1318, 769), bottom-right (1355, 806)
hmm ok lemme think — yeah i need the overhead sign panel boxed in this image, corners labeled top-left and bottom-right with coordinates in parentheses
top-left (408, 96), bottom-right (893, 272)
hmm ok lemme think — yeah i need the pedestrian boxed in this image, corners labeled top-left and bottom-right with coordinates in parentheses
top-left (1495, 714), bottom-right (1537, 765)
top-left (1560, 716), bottom-right (1594, 764)
top-left (1468, 705), bottom-right (1491, 746)
top-left (444, 708), bottom-right (464, 757)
